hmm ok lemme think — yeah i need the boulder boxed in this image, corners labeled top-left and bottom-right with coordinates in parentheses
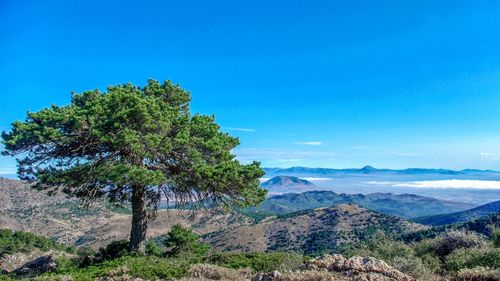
top-left (13, 255), bottom-right (57, 276)
top-left (251, 270), bottom-right (282, 281)
top-left (304, 254), bottom-right (415, 281)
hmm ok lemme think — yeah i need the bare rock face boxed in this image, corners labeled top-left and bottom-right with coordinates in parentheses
top-left (303, 255), bottom-right (415, 281)
top-left (13, 255), bottom-right (57, 277)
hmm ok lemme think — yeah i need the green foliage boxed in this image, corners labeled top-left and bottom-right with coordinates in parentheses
top-left (207, 252), bottom-right (304, 272)
top-left (492, 227), bottom-right (500, 247)
top-left (39, 256), bottom-right (188, 281)
top-left (413, 230), bottom-right (485, 260)
top-left (2, 79), bottom-right (266, 208)
top-left (94, 240), bottom-right (131, 262)
top-left (0, 229), bottom-right (71, 257)
top-left (446, 246), bottom-right (500, 272)
top-left (403, 212), bottom-right (500, 243)
top-left (145, 240), bottom-right (163, 257)
top-left (164, 224), bottom-right (209, 262)
top-left (456, 267), bottom-right (500, 281)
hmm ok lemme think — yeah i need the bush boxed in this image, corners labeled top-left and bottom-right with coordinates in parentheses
top-left (0, 229), bottom-right (70, 257)
top-left (164, 224), bottom-right (209, 262)
top-left (418, 253), bottom-right (442, 274)
top-left (145, 240), bottom-right (163, 257)
top-left (97, 240), bottom-right (130, 260)
top-left (492, 227), bottom-right (500, 248)
top-left (446, 246), bottom-right (500, 272)
top-left (38, 256), bottom-right (188, 281)
top-left (391, 256), bottom-right (436, 280)
top-left (455, 267), bottom-right (500, 281)
top-left (207, 252), bottom-right (304, 272)
top-left (414, 230), bottom-right (485, 259)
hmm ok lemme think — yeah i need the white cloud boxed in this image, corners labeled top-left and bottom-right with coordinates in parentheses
top-left (481, 152), bottom-right (500, 159)
top-left (367, 180), bottom-right (500, 190)
top-left (224, 127), bottom-right (256, 132)
top-left (0, 168), bottom-right (16, 175)
top-left (389, 152), bottom-right (421, 157)
top-left (293, 141), bottom-right (322, 146)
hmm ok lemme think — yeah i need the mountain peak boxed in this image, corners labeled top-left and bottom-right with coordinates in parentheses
top-left (261, 176), bottom-right (316, 194)
top-left (262, 176), bottom-right (313, 186)
top-left (360, 165), bottom-right (377, 173)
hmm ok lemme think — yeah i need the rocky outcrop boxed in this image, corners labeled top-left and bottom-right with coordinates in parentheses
top-left (303, 254), bottom-right (415, 281)
top-left (249, 255), bottom-right (415, 281)
top-left (13, 255), bottom-right (57, 276)
top-left (251, 270), bottom-right (282, 281)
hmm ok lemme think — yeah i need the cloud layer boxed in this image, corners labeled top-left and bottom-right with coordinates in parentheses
top-left (367, 179), bottom-right (500, 190)
top-left (293, 141), bottom-right (322, 146)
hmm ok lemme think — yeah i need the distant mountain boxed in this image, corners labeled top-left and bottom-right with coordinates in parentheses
top-left (245, 190), bottom-right (474, 219)
top-left (263, 166), bottom-right (500, 177)
top-left (413, 200), bottom-right (500, 226)
top-left (261, 176), bottom-right (316, 193)
top-left (206, 204), bottom-right (427, 255)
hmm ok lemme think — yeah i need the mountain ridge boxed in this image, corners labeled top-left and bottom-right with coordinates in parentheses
top-left (413, 200), bottom-right (500, 226)
top-left (263, 166), bottom-right (500, 177)
top-left (246, 190), bottom-right (475, 219)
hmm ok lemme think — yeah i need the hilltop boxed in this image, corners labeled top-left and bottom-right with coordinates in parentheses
top-left (261, 176), bottom-right (316, 193)
top-left (206, 204), bottom-right (427, 255)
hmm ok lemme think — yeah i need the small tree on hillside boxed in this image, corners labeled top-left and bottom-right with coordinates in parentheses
top-left (164, 224), bottom-right (209, 261)
top-left (2, 80), bottom-right (267, 253)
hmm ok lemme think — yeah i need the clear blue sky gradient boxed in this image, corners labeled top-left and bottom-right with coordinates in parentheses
top-left (2, 0), bottom-right (500, 172)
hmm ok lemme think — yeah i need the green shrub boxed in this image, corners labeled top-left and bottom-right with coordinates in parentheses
top-left (94, 240), bottom-right (130, 262)
top-left (391, 256), bottom-right (436, 280)
top-left (39, 256), bottom-right (188, 281)
top-left (446, 246), bottom-right (500, 272)
top-left (413, 230), bottom-right (485, 260)
top-left (456, 267), bottom-right (500, 281)
top-left (207, 252), bottom-right (304, 272)
top-left (145, 240), bottom-right (163, 257)
top-left (164, 224), bottom-right (209, 262)
top-left (0, 229), bottom-right (70, 256)
top-left (492, 228), bottom-right (500, 248)
top-left (419, 253), bottom-right (442, 274)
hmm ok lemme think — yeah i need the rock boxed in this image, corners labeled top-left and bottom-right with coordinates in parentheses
top-left (13, 255), bottom-right (57, 276)
top-left (251, 270), bottom-right (282, 281)
top-left (304, 254), bottom-right (415, 281)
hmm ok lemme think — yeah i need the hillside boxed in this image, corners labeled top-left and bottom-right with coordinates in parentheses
top-left (246, 190), bottom-right (474, 219)
top-left (261, 176), bottom-right (316, 194)
top-left (0, 178), bottom-right (252, 248)
top-left (206, 204), bottom-right (427, 255)
top-left (413, 200), bottom-right (500, 226)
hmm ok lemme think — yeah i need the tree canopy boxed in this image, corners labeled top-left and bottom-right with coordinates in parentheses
top-left (2, 80), bottom-right (266, 251)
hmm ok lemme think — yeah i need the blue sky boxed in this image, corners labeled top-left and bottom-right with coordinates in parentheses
top-left (2, 0), bottom-right (500, 173)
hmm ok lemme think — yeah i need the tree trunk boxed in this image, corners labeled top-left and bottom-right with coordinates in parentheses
top-left (130, 184), bottom-right (148, 253)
